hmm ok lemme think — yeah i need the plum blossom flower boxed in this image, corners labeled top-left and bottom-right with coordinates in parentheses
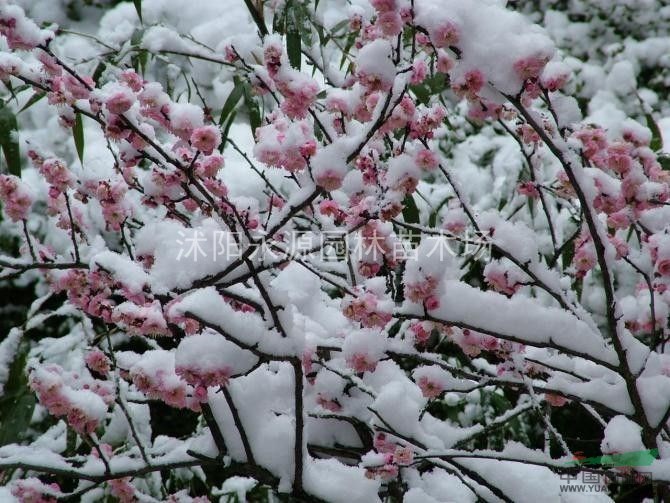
top-left (405, 275), bottom-right (438, 303)
top-left (190, 126), bottom-right (221, 155)
top-left (315, 168), bottom-right (344, 191)
top-left (432, 20), bottom-right (460, 48)
top-left (0, 174), bottom-right (34, 222)
top-left (545, 393), bottom-right (569, 407)
top-left (517, 181), bottom-right (540, 198)
top-left (417, 375), bottom-right (444, 398)
top-left (105, 87), bottom-right (135, 114)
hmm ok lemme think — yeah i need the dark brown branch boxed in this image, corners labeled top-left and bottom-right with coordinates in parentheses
top-left (221, 386), bottom-right (256, 465)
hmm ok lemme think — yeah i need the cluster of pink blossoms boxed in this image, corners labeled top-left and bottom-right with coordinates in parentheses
top-left (29, 364), bottom-right (113, 435)
top-left (484, 260), bottom-right (527, 296)
top-left (10, 478), bottom-right (60, 503)
top-left (517, 181), bottom-right (540, 199)
top-left (85, 349), bottom-right (112, 376)
top-left (369, 0), bottom-right (408, 38)
top-left (79, 179), bottom-right (130, 232)
top-left (560, 125), bottom-right (670, 278)
top-left (355, 220), bottom-right (404, 278)
top-left (315, 393), bottom-right (342, 413)
top-left (0, 174), bottom-right (33, 222)
top-left (342, 290), bottom-right (393, 328)
top-left (52, 269), bottom-right (117, 323)
top-left (346, 352), bottom-right (379, 374)
top-left (408, 320), bottom-right (435, 346)
top-left (46, 73), bottom-right (93, 108)
top-left (416, 374), bottom-right (445, 399)
top-left (0, 3), bottom-right (52, 50)
top-left (446, 328), bottom-right (502, 358)
top-left (364, 432), bottom-right (414, 480)
top-left (112, 300), bottom-right (170, 337)
top-left (129, 356), bottom-right (198, 411)
top-left (263, 37), bottom-right (319, 119)
top-left (174, 364), bottom-right (232, 402)
top-left (404, 273), bottom-right (440, 309)
top-left (253, 114), bottom-right (316, 172)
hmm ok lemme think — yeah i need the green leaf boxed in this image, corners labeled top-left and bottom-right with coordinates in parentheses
top-left (285, 2), bottom-right (301, 70)
top-left (330, 19), bottom-right (349, 35)
top-left (646, 112), bottom-right (663, 152)
top-left (219, 111), bottom-right (237, 153)
top-left (130, 29), bottom-right (148, 75)
top-left (410, 73), bottom-right (446, 105)
top-left (74, 112), bottom-right (85, 165)
top-left (287, 25), bottom-right (301, 70)
top-left (219, 80), bottom-right (244, 127)
top-left (242, 81), bottom-right (261, 135)
top-left (340, 32), bottom-right (356, 70)
top-left (0, 102), bottom-right (21, 177)
top-left (133, 0), bottom-right (143, 23)
top-left (92, 61), bottom-right (107, 85)
top-left (402, 194), bottom-right (420, 224)
top-left (402, 194), bottom-right (421, 246)
top-left (561, 237), bottom-right (575, 270)
top-left (526, 194), bottom-right (535, 218)
top-left (659, 155), bottom-right (670, 171)
top-left (18, 92), bottom-right (45, 114)
top-left (0, 340), bottom-right (36, 446)
top-left (428, 195), bottom-right (451, 227)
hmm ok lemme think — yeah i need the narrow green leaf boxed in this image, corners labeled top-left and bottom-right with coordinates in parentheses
top-left (340, 33), bottom-right (356, 70)
top-left (219, 80), bottom-right (244, 127)
top-left (242, 81), bottom-right (261, 135)
top-left (402, 194), bottom-right (420, 224)
top-left (561, 238), bottom-right (575, 270)
top-left (0, 102), bottom-right (21, 177)
top-left (330, 19), bottom-right (349, 35)
top-left (287, 26), bottom-right (301, 70)
top-left (92, 61), bottom-right (107, 85)
top-left (133, 0), bottom-right (143, 23)
top-left (243, 0), bottom-right (269, 36)
top-left (402, 194), bottom-right (421, 246)
top-left (285, 1), bottom-right (301, 70)
top-left (0, 341), bottom-right (36, 446)
top-left (659, 155), bottom-right (670, 171)
top-left (526, 195), bottom-right (535, 218)
top-left (74, 112), bottom-right (85, 165)
top-left (428, 195), bottom-right (451, 227)
top-left (219, 110), bottom-right (237, 153)
top-left (646, 112), bottom-right (663, 152)
top-left (18, 92), bottom-right (45, 114)
top-left (66, 427), bottom-right (77, 455)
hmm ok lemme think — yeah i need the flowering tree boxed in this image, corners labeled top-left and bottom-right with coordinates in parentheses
top-left (0, 0), bottom-right (670, 501)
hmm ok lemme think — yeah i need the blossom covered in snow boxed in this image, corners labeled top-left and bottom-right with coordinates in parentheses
top-left (1, 0), bottom-right (670, 501)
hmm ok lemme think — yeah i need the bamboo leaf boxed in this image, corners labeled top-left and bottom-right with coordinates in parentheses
top-left (286, 7), bottom-right (301, 70)
top-left (402, 194), bottom-right (421, 245)
top-left (219, 80), bottom-right (244, 127)
top-left (92, 61), bottom-right (107, 85)
top-left (74, 112), bottom-right (85, 165)
top-left (402, 194), bottom-right (420, 224)
top-left (428, 195), bottom-right (451, 227)
top-left (242, 81), bottom-right (261, 135)
top-left (219, 111), bottom-right (237, 153)
top-left (646, 112), bottom-right (663, 152)
top-left (0, 341), bottom-right (35, 446)
top-left (133, 0), bottom-right (143, 23)
top-left (0, 102), bottom-right (21, 177)
top-left (18, 92), bottom-right (45, 114)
